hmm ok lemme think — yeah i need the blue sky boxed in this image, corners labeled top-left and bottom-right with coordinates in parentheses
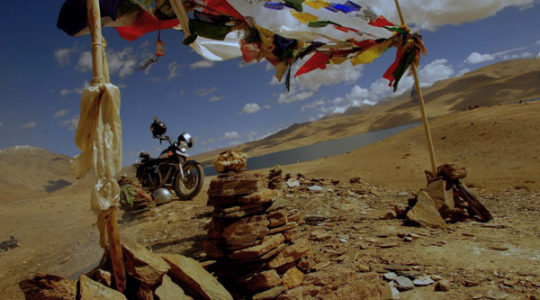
top-left (0, 1), bottom-right (539, 165)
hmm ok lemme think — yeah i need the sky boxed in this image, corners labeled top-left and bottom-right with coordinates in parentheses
top-left (0, 1), bottom-right (539, 165)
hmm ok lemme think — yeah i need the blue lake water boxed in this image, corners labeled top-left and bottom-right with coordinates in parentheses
top-left (203, 122), bottom-right (419, 176)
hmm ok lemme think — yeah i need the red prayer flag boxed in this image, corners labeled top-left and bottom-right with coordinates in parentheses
top-left (202, 0), bottom-right (245, 20)
top-left (383, 48), bottom-right (406, 87)
top-left (369, 16), bottom-right (395, 28)
top-left (295, 52), bottom-right (331, 77)
top-left (116, 11), bottom-right (179, 42)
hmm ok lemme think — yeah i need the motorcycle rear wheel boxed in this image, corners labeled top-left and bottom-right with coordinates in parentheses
top-left (174, 160), bottom-right (204, 200)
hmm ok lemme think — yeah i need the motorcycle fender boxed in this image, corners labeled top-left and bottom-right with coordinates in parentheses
top-left (177, 163), bottom-right (184, 179)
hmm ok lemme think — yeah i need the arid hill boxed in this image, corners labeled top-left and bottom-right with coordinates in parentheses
top-left (0, 146), bottom-right (76, 203)
top-left (194, 58), bottom-right (540, 165)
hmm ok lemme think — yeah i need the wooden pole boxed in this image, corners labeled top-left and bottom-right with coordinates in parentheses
top-left (87, 0), bottom-right (126, 292)
top-left (393, 0), bottom-right (438, 176)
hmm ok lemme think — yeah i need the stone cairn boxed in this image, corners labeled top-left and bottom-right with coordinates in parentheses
top-left (204, 150), bottom-right (314, 299)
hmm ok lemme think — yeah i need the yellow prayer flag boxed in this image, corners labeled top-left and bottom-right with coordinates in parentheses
top-left (305, 0), bottom-right (331, 10)
top-left (290, 11), bottom-right (319, 23)
top-left (350, 39), bottom-right (392, 65)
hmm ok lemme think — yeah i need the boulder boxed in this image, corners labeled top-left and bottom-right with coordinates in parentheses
top-left (79, 274), bottom-right (126, 300)
top-left (222, 215), bottom-right (269, 246)
top-left (19, 273), bottom-right (77, 300)
top-left (282, 228), bottom-right (298, 242)
top-left (239, 270), bottom-right (281, 291)
top-left (161, 253), bottom-right (233, 300)
top-left (269, 222), bottom-right (298, 234)
top-left (213, 150), bottom-right (247, 173)
top-left (395, 276), bottom-right (414, 291)
top-left (208, 173), bottom-right (267, 198)
top-left (154, 275), bottom-right (192, 300)
top-left (229, 234), bottom-right (285, 261)
top-left (86, 268), bottom-right (111, 287)
top-left (203, 239), bottom-right (225, 259)
top-left (406, 191), bottom-right (447, 228)
top-left (281, 267), bottom-right (303, 289)
top-left (122, 236), bottom-right (170, 287)
top-left (268, 239), bottom-right (311, 269)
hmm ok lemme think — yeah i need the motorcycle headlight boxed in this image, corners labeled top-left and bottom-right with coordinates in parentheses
top-left (178, 132), bottom-right (193, 148)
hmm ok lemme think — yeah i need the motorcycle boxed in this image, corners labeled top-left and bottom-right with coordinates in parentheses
top-left (135, 117), bottom-right (204, 201)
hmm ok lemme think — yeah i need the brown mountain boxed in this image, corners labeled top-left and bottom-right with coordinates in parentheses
top-left (194, 58), bottom-right (540, 165)
top-left (0, 146), bottom-right (75, 203)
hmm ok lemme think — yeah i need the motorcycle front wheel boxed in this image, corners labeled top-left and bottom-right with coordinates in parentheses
top-left (174, 160), bottom-right (204, 200)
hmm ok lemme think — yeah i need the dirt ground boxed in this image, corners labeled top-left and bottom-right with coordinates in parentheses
top-left (1, 103), bottom-right (540, 298)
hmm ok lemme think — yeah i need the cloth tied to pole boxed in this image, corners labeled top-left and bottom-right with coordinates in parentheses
top-left (71, 82), bottom-right (122, 247)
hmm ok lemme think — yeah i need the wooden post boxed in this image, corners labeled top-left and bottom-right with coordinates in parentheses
top-left (87, 0), bottom-right (126, 292)
top-left (393, 0), bottom-right (438, 176)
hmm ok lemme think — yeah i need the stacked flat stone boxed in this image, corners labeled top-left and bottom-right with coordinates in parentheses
top-left (204, 151), bottom-right (313, 299)
top-left (267, 167), bottom-right (283, 190)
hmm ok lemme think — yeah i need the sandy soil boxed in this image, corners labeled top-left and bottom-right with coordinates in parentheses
top-left (1, 59), bottom-right (539, 299)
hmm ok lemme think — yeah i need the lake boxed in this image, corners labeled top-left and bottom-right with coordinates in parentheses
top-left (203, 122), bottom-right (419, 176)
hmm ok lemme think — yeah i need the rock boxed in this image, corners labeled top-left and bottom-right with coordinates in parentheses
top-left (253, 285), bottom-right (286, 300)
top-left (208, 172), bottom-right (267, 198)
top-left (355, 264), bottom-right (370, 272)
top-left (383, 211), bottom-right (397, 220)
top-left (286, 179), bottom-right (300, 188)
top-left (395, 276), bottom-right (414, 291)
top-left (268, 209), bottom-right (288, 227)
top-left (406, 191), bottom-right (447, 228)
top-left (384, 272), bottom-right (398, 281)
top-left (267, 198), bottom-right (289, 212)
top-left (269, 239), bottom-right (311, 268)
top-left (413, 275), bottom-right (434, 286)
top-left (213, 204), bottom-right (265, 218)
top-left (383, 264), bottom-right (410, 272)
top-left (397, 192), bottom-right (409, 197)
top-left (488, 244), bottom-right (509, 251)
top-left (228, 234), bottom-right (285, 261)
top-left (161, 253), bottom-right (233, 300)
top-left (426, 179), bottom-right (455, 216)
top-left (269, 222), bottom-right (298, 234)
top-left (154, 275), bottom-right (192, 300)
top-left (222, 215), bottom-right (269, 246)
top-left (297, 251), bottom-right (316, 273)
top-left (437, 164), bottom-right (467, 181)
top-left (122, 236), bottom-right (170, 287)
top-left (282, 267), bottom-right (303, 289)
top-left (240, 269), bottom-right (281, 291)
top-left (282, 228), bottom-right (298, 242)
top-left (208, 189), bottom-right (277, 207)
top-left (309, 229), bottom-right (332, 241)
top-left (86, 268), bottom-right (111, 287)
top-left (394, 204), bottom-right (409, 218)
top-left (203, 239), bottom-right (225, 259)
top-left (486, 289), bottom-right (509, 300)
top-left (434, 279), bottom-right (450, 292)
top-left (0, 236), bottom-right (18, 251)
top-left (381, 283), bottom-right (400, 300)
top-left (308, 185), bottom-right (323, 192)
top-left (260, 243), bottom-right (288, 260)
top-left (287, 209), bottom-right (302, 223)
top-left (79, 274), bottom-right (126, 300)
top-left (213, 150), bottom-right (247, 173)
top-left (19, 273), bottom-right (77, 300)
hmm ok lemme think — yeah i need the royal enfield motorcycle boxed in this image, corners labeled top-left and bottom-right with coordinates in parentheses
top-left (135, 117), bottom-right (204, 200)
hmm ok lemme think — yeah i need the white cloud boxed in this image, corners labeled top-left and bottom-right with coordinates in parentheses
top-left (223, 131), bottom-right (240, 139)
top-left (60, 80), bottom-right (89, 96)
top-left (54, 109), bottom-right (70, 118)
top-left (418, 59), bottom-right (455, 86)
top-left (209, 95), bottom-right (223, 102)
top-left (240, 103), bottom-right (262, 114)
top-left (465, 52), bottom-right (495, 64)
top-left (190, 60), bottom-right (214, 69)
top-left (21, 122), bottom-right (36, 128)
top-left (54, 45), bottom-right (77, 66)
top-left (168, 61), bottom-right (181, 79)
top-left (277, 90), bottom-right (314, 104)
top-left (537, 52), bottom-right (540, 58)
top-left (536, 40), bottom-right (540, 45)
top-left (195, 87), bottom-right (217, 97)
top-left (457, 68), bottom-right (470, 77)
top-left (368, 0), bottom-right (537, 31)
top-left (301, 100), bottom-right (325, 112)
top-left (347, 85), bottom-right (369, 100)
top-left (263, 105), bottom-right (271, 110)
top-left (76, 47), bottom-right (139, 77)
top-left (59, 115), bottom-right (80, 131)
